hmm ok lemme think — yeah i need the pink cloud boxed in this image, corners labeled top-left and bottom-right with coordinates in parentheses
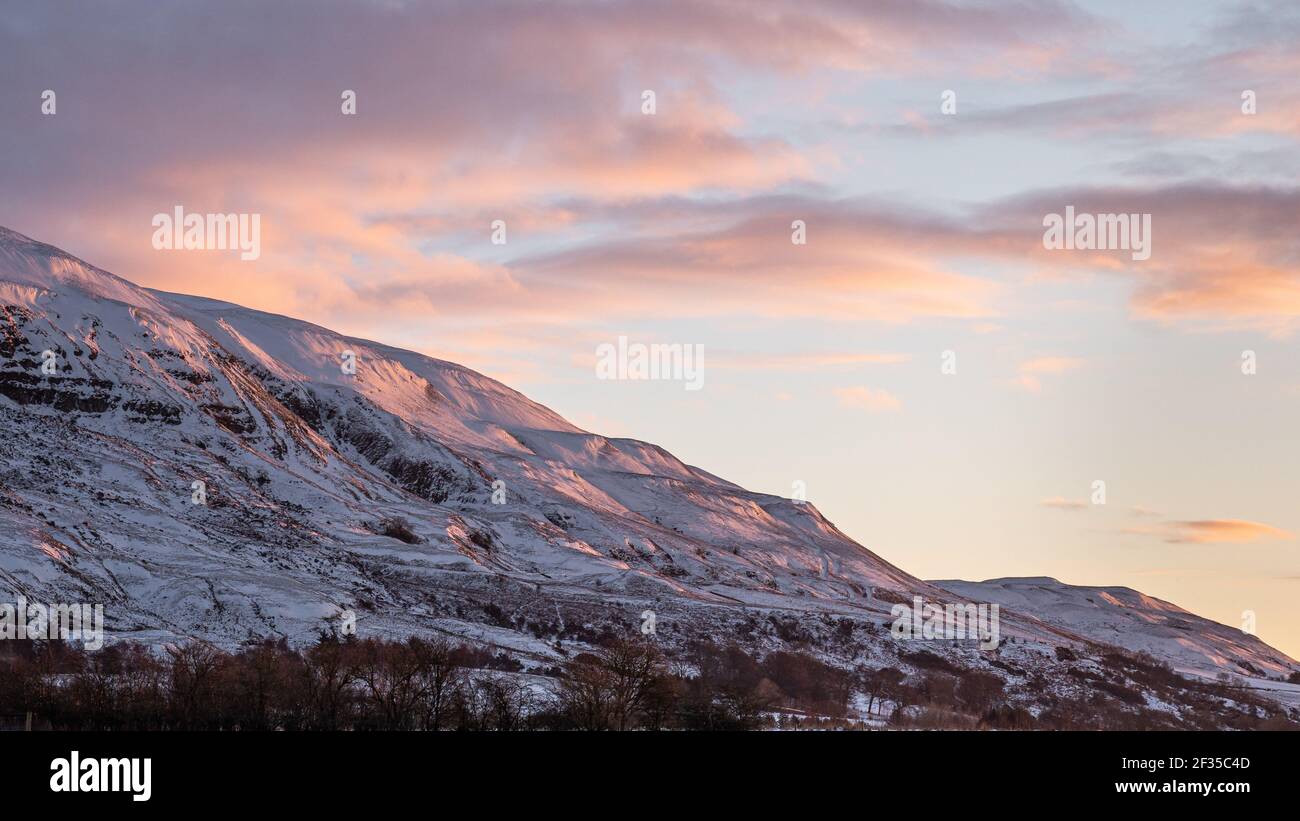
top-left (833, 386), bottom-right (902, 412)
top-left (1014, 356), bottom-right (1085, 393)
top-left (1040, 497), bottom-right (1088, 511)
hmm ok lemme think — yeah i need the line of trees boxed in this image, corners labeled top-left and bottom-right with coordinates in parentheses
top-left (553, 640), bottom-right (858, 729)
top-left (2, 631), bottom-right (517, 727)
top-left (10, 632), bottom-right (1282, 730)
top-left (0, 634), bottom-right (864, 731)
top-left (0, 634), bottom-right (538, 731)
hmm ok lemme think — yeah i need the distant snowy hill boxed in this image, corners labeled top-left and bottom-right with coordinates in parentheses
top-left (933, 577), bottom-right (1296, 681)
top-left (1, 225), bottom-right (1295, 717)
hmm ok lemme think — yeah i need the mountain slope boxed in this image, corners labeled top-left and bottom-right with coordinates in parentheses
top-left (0, 225), bottom-right (1295, 720)
top-left (933, 576), bottom-right (1297, 682)
top-left (0, 224), bottom-right (938, 647)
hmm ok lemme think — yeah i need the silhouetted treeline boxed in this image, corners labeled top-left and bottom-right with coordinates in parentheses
top-left (1, 634), bottom-right (528, 731)
top-left (0, 634), bottom-right (861, 731)
top-left (2, 634), bottom-right (1293, 730)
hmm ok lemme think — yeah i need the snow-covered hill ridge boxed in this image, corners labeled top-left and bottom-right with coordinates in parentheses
top-left (0, 225), bottom-right (1295, 706)
top-left (0, 224), bottom-right (935, 645)
top-left (933, 577), bottom-right (1296, 681)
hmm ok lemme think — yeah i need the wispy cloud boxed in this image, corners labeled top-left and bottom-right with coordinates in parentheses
top-left (1015, 356), bottom-right (1085, 393)
top-left (1125, 519), bottom-right (1295, 545)
top-left (1041, 497), bottom-right (1088, 511)
top-left (711, 351), bottom-right (908, 370)
top-left (833, 386), bottom-right (902, 413)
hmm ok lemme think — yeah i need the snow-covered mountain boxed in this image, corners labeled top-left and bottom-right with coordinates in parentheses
top-left (1, 225), bottom-right (1295, 717)
top-left (0, 224), bottom-right (939, 643)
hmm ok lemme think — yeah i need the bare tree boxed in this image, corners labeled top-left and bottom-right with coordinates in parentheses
top-left (411, 637), bottom-right (463, 731)
top-left (559, 638), bottom-right (665, 730)
top-left (301, 633), bottom-right (358, 730)
top-left (354, 638), bottom-right (428, 730)
top-left (167, 643), bottom-right (220, 729)
top-left (559, 653), bottom-right (616, 730)
top-left (598, 638), bottom-right (663, 731)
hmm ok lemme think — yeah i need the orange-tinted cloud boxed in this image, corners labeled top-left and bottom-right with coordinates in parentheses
top-left (1014, 356), bottom-right (1085, 393)
top-left (3, 2), bottom-right (1298, 357)
top-left (1125, 519), bottom-right (1295, 544)
top-left (833, 385), bottom-right (902, 412)
top-left (983, 184), bottom-right (1300, 334)
top-left (1041, 497), bottom-right (1088, 511)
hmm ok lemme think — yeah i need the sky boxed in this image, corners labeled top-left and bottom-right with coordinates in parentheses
top-left (2, 0), bottom-right (1298, 657)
